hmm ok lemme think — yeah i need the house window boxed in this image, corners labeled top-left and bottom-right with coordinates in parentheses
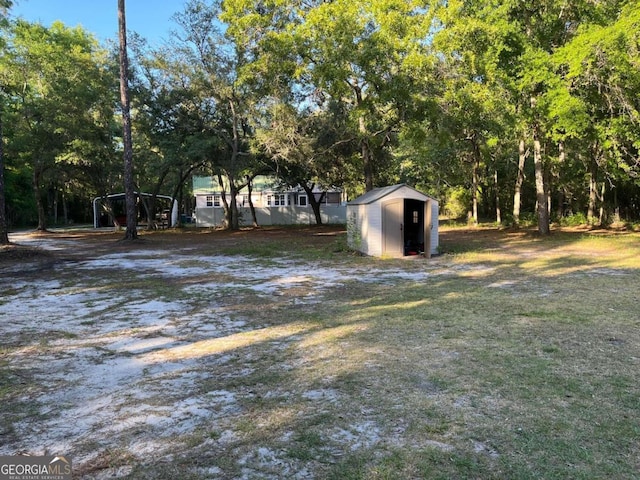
top-left (241, 194), bottom-right (249, 206)
top-left (214, 195), bottom-right (221, 207)
top-left (268, 194), bottom-right (286, 206)
top-left (325, 192), bottom-right (342, 204)
top-left (206, 195), bottom-right (213, 207)
top-left (298, 195), bottom-right (308, 207)
top-left (413, 210), bottom-right (419, 224)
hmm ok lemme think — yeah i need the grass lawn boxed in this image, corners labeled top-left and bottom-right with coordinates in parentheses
top-left (1, 225), bottom-right (639, 479)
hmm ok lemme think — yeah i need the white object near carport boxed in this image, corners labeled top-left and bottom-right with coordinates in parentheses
top-left (347, 184), bottom-right (439, 258)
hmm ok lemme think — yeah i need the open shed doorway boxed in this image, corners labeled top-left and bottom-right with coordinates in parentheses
top-left (404, 199), bottom-right (426, 256)
top-left (382, 198), bottom-right (432, 258)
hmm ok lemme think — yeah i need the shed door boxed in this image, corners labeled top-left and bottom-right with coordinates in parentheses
top-left (382, 199), bottom-right (403, 256)
top-left (424, 199), bottom-right (433, 259)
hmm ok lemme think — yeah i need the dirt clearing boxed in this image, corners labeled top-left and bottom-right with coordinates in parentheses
top-left (1, 226), bottom-right (639, 479)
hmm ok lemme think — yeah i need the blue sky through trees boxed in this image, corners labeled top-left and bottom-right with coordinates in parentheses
top-left (11, 0), bottom-right (186, 45)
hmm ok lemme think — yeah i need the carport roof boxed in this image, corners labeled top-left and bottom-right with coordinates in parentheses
top-left (348, 184), bottom-right (432, 205)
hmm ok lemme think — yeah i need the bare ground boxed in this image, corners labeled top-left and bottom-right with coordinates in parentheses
top-left (1, 225), bottom-right (639, 479)
top-left (1, 226), bottom-right (427, 478)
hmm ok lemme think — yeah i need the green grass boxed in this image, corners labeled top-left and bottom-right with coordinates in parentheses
top-left (0, 360), bottom-right (41, 441)
top-left (284, 226), bottom-right (640, 479)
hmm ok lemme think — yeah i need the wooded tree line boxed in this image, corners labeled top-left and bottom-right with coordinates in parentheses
top-left (1, 0), bottom-right (639, 239)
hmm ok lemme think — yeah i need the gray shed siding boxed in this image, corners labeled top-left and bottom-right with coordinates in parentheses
top-left (347, 203), bottom-right (383, 256)
top-left (428, 200), bottom-right (439, 254)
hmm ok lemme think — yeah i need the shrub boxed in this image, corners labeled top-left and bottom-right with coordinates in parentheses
top-left (559, 212), bottom-right (588, 227)
top-left (444, 186), bottom-right (470, 220)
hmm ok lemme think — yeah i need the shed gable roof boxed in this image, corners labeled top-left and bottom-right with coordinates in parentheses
top-left (347, 184), bottom-right (433, 205)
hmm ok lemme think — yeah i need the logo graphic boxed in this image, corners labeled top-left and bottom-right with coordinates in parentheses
top-left (0, 455), bottom-right (72, 480)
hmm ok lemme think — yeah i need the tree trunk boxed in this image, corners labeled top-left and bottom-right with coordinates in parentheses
top-left (229, 182), bottom-right (240, 230)
top-left (52, 188), bottom-right (58, 225)
top-left (217, 173), bottom-right (230, 229)
top-left (119, 0), bottom-right (137, 241)
top-left (598, 181), bottom-right (606, 226)
top-left (355, 82), bottom-right (374, 192)
top-left (226, 98), bottom-right (243, 230)
top-left (33, 168), bottom-right (47, 231)
top-left (587, 157), bottom-right (598, 224)
top-left (246, 176), bottom-right (259, 227)
top-left (62, 190), bottom-right (69, 225)
top-left (171, 164), bottom-right (203, 227)
top-left (140, 195), bottom-right (155, 229)
top-left (513, 138), bottom-right (526, 226)
top-left (471, 137), bottom-right (481, 226)
top-left (545, 162), bottom-right (552, 218)
top-left (220, 171), bottom-right (240, 230)
top-left (360, 120), bottom-right (374, 192)
top-left (0, 106), bottom-right (8, 244)
top-left (304, 184), bottom-right (324, 225)
top-left (533, 127), bottom-right (549, 234)
top-left (494, 169), bottom-right (501, 225)
top-left (145, 169), bottom-right (170, 230)
top-left (556, 142), bottom-right (565, 219)
top-left (177, 176), bottom-right (184, 227)
top-left (216, 173), bottom-right (241, 230)
top-left (101, 197), bottom-right (118, 229)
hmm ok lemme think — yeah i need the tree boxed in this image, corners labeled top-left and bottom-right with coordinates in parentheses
top-left (257, 99), bottom-right (353, 224)
top-left (7, 20), bottom-right (114, 231)
top-left (127, 41), bottom-right (199, 229)
top-left (0, 0), bottom-right (12, 244)
top-left (553, 3), bottom-right (640, 224)
top-left (222, 0), bottom-right (433, 192)
top-left (421, 0), bottom-right (519, 224)
top-left (118, 0), bottom-right (137, 239)
top-left (0, 96), bottom-right (6, 244)
top-left (506, 0), bottom-right (633, 231)
top-left (172, 0), bottom-right (259, 230)
top-left (427, 0), bottom-right (637, 231)
top-left (4, 0), bottom-right (636, 231)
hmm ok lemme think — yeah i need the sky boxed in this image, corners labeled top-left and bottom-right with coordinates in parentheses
top-left (10, 0), bottom-right (189, 46)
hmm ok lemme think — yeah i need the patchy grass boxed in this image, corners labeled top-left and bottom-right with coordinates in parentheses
top-left (1, 225), bottom-right (639, 479)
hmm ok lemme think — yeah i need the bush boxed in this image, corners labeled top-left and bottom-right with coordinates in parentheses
top-left (502, 211), bottom-right (538, 228)
top-left (444, 186), bottom-right (470, 220)
top-left (559, 212), bottom-right (588, 227)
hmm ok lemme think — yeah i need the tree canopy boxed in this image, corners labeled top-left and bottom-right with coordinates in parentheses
top-left (1, 0), bottom-right (639, 232)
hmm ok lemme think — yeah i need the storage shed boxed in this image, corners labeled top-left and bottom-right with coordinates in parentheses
top-left (347, 184), bottom-right (439, 258)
